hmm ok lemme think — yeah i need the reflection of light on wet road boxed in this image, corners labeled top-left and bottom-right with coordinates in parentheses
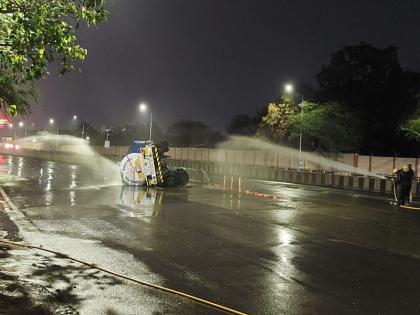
top-left (45, 167), bottom-right (54, 191)
top-left (7, 156), bottom-right (12, 174)
top-left (44, 190), bottom-right (53, 206)
top-left (69, 165), bottom-right (79, 188)
top-left (70, 173), bottom-right (77, 188)
top-left (17, 157), bottom-right (23, 177)
top-left (278, 230), bottom-right (293, 245)
top-left (69, 190), bottom-right (76, 206)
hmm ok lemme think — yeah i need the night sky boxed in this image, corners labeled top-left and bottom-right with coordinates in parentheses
top-left (29, 0), bottom-right (420, 131)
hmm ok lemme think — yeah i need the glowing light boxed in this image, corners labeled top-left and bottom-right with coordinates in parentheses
top-left (284, 83), bottom-right (294, 93)
top-left (49, 118), bottom-right (54, 124)
top-left (279, 230), bottom-right (293, 245)
top-left (18, 121), bottom-right (24, 127)
top-left (139, 103), bottom-right (147, 112)
top-left (73, 115), bottom-right (77, 120)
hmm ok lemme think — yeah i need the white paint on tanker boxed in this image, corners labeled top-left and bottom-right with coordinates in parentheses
top-left (119, 153), bottom-right (147, 186)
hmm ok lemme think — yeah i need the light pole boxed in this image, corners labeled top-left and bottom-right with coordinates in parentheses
top-left (139, 103), bottom-right (152, 141)
top-left (284, 83), bottom-right (305, 169)
top-left (9, 123), bottom-right (16, 139)
top-left (18, 121), bottom-right (24, 138)
top-left (49, 118), bottom-right (58, 135)
top-left (73, 115), bottom-right (85, 139)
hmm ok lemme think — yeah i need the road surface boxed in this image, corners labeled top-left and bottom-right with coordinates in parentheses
top-left (1, 154), bottom-right (420, 314)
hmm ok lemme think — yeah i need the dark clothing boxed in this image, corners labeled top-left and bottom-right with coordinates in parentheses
top-left (395, 170), bottom-right (414, 205)
top-left (398, 182), bottom-right (409, 205)
top-left (407, 169), bottom-right (415, 202)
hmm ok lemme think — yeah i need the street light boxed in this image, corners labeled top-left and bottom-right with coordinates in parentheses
top-left (72, 114), bottom-right (84, 139)
top-left (285, 83), bottom-right (294, 94)
top-left (49, 118), bottom-right (58, 136)
top-left (18, 121), bottom-right (26, 138)
top-left (139, 103), bottom-right (152, 141)
top-left (284, 83), bottom-right (305, 169)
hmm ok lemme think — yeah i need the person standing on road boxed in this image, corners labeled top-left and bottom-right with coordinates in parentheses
top-left (395, 165), bottom-right (412, 206)
top-left (406, 164), bottom-right (415, 203)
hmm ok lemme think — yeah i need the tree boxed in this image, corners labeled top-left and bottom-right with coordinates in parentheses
top-left (227, 114), bottom-right (259, 136)
top-left (167, 120), bottom-right (225, 147)
top-left (259, 102), bottom-right (297, 142)
top-left (287, 102), bottom-right (361, 153)
top-left (0, 73), bottom-right (35, 116)
top-left (227, 105), bottom-right (270, 137)
top-left (400, 118), bottom-right (420, 142)
top-left (0, 0), bottom-right (107, 115)
top-left (317, 42), bottom-right (420, 154)
top-left (259, 100), bottom-right (360, 154)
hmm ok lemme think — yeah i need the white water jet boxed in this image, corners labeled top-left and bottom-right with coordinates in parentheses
top-left (14, 135), bottom-right (122, 185)
top-left (218, 136), bottom-right (386, 179)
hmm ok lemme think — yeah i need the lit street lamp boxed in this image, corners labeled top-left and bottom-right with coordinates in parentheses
top-left (285, 83), bottom-right (294, 94)
top-left (73, 114), bottom-right (85, 139)
top-left (139, 103), bottom-right (153, 141)
top-left (49, 118), bottom-right (58, 135)
top-left (284, 83), bottom-right (305, 169)
top-left (8, 123), bottom-right (16, 139)
top-left (18, 121), bottom-right (26, 138)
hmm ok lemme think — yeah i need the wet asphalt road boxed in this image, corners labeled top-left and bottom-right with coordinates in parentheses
top-left (2, 154), bottom-right (420, 314)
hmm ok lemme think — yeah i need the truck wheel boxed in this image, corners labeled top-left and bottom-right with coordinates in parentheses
top-left (174, 168), bottom-right (189, 187)
top-left (165, 174), bottom-right (177, 187)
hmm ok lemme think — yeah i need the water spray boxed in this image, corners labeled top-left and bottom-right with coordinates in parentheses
top-left (218, 136), bottom-right (386, 179)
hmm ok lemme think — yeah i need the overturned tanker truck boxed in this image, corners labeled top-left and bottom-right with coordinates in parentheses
top-left (119, 141), bottom-right (189, 187)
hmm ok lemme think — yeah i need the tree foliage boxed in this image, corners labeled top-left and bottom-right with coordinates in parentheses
top-left (227, 108), bottom-right (266, 136)
top-left (0, 71), bottom-right (35, 115)
top-left (259, 102), bottom-right (297, 142)
top-left (0, 0), bottom-right (107, 115)
top-left (317, 42), bottom-right (420, 154)
top-left (287, 102), bottom-right (360, 153)
top-left (259, 101), bottom-right (360, 153)
top-left (167, 120), bottom-right (225, 147)
top-left (400, 117), bottom-right (420, 142)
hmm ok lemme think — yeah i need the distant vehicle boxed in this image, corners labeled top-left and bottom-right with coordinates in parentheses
top-left (119, 141), bottom-right (189, 187)
top-left (1, 137), bottom-right (13, 144)
top-left (1, 137), bottom-right (19, 150)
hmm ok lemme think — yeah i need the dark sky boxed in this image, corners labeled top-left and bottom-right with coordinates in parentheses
top-left (30, 0), bottom-right (420, 131)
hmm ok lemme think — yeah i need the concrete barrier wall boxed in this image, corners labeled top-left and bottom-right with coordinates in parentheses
top-left (10, 142), bottom-right (420, 176)
top-left (3, 145), bottom-right (419, 198)
top-left (158, 147), bottom-right (418, 176)
top-left (165, 159), bottom-right (416, 198)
